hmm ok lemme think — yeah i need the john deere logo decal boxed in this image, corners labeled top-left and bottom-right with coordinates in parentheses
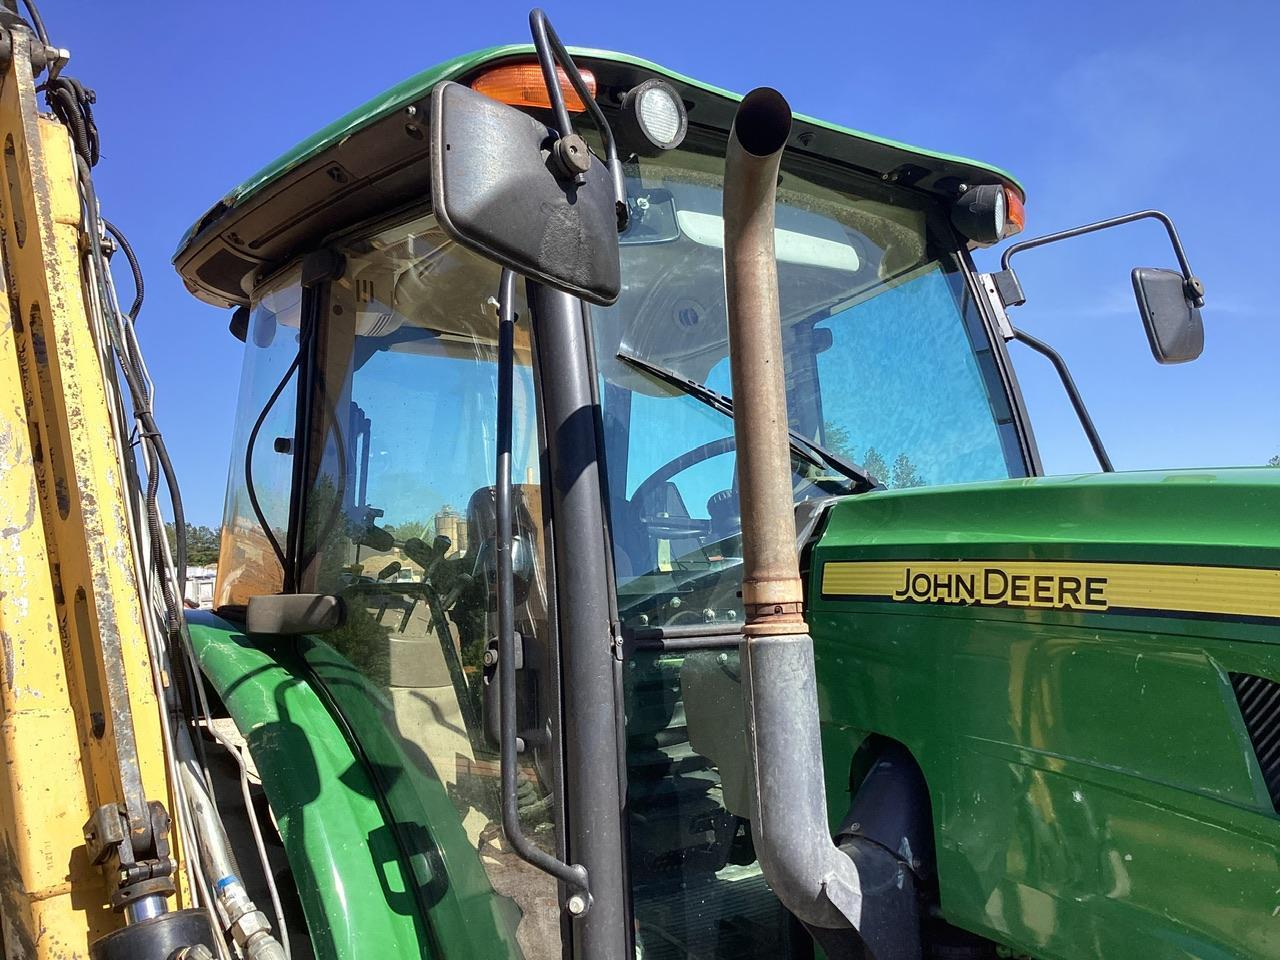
top-left (821, 560), bottom-right (1280, 623)
top-left (892, 566), bottom-right (1107, 610)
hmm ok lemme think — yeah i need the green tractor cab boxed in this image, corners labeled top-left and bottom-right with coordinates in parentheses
top-left (176, 17), bottom-right (1279, 960)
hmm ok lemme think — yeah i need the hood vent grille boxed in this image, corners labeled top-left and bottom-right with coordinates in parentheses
top-left (1230, 672), bottom-right (1280, 811)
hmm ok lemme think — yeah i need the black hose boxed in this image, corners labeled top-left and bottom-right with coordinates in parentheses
top-left (245, 350), bottom-right (302, 578)
top-left (43, 77), bottom-right (98, 167)
top-left (103, 218), bottom-right (143, 320)
top-left (77, 159), bottom-right (191, 599)
top-left (1012, 326), bottom-right (1115, 472)
top-left (18, 0), bottom-right (48, 45)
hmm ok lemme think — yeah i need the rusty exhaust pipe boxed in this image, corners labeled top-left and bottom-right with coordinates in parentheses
top-left (724, 88), bottom-right (863, 932)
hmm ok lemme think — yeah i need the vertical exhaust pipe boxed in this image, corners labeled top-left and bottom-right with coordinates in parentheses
top-left (723, 88), bottom-right (864, 932)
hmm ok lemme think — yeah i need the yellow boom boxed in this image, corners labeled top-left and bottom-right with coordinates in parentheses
top-left (0, 21), bottom-right (189, 959)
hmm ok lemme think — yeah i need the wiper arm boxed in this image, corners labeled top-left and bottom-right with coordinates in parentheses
top-left (617, 351), bottom-right (877, 491)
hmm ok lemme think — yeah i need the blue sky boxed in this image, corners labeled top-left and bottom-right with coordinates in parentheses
top-left (44, 0), bottom-right (1278, 525)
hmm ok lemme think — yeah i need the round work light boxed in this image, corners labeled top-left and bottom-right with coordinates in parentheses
top-left (619, 79), bottom-right (688, 153)
top-left (951, 183), bottom-right (1007, 244)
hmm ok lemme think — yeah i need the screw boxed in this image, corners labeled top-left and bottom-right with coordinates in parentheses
top-left (483, 649), bottom-right (498, 667)
top-left (567, 894), bottom-right (588, 916)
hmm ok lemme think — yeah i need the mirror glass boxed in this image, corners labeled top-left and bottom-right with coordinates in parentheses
top-left (1132, 266), bottom-right (1203, 364)
top-left (430, 80), bottom-right (621, 305)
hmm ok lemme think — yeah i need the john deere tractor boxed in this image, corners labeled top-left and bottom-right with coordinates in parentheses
top-left (33, 8), bottom-right (1266, 960)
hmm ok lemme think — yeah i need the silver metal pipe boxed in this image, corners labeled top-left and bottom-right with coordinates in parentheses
top-left (723, 87), bottom-right (863, 931)
top-left (179, 759), bottom-right (239, 888)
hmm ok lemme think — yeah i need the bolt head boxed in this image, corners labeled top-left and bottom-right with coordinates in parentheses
top-left (567, 893), bottom-right (588, 916)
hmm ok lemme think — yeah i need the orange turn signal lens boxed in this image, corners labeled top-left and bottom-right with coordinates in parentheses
top-left (1003, 186), bottom-right (1025, 238)
top-left (470, 62), bottom-right (597, 114)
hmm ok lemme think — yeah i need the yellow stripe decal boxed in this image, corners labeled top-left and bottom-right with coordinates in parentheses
top-left (820, 560), bottom-right (1280, 620)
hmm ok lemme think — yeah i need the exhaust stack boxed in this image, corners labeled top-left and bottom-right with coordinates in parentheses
top-left (723, 88), bottom-right (863, 932)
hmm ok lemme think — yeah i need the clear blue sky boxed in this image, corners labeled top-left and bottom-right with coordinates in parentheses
top-left (44, 0), bottom-right (1279, 525)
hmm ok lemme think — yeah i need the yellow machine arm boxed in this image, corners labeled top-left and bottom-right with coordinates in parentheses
top-left (0, 12), bottom-right (200, 959)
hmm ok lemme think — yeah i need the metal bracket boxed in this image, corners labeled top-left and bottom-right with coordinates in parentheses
top-left (0, 14), bottom-right (66, 76)
top-left (529, 8), bottom-right (628, 230)
top-left (977, 272), bottom-right (1017, 340)
top-left (84, 800), bottom-right (176, 911)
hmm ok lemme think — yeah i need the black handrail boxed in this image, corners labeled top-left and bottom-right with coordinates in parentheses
top-left (495, 268), bottom-right (591, 908)
top-left (1011, 326), bottom-right (1115, 472)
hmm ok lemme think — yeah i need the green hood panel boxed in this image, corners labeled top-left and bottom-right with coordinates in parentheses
top-left (808, 467), bottom-right (1280, 959)
top-left (818, 466), bottom-right (1280, 555)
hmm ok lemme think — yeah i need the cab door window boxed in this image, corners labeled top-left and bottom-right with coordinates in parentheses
top-left (298, 217), bottom-right (561, 960)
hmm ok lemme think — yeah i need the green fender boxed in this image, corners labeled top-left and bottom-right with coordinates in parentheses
top-left (186, 611), bottom-right (428, 960)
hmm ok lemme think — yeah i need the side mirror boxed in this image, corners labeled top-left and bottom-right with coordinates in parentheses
top-left (1132, 267), bottom-right (1204, 364)
top-left (981, 208), bottom-right (1206, 474)
top-left (430, 80), bottom-right (621, 305)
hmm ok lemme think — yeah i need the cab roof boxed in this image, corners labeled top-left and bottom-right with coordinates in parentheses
top-left (175, 44), bottom-right (1024, 308)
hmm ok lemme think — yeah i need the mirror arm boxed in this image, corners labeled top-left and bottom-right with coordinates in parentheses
top-left (1010, 325), bottom-right (1115, 473)
top-left (996, 208), bottom-right (1204, 308)
top-left (529, 8), bottom-right (629, 231)
top-left (494, 267), bottom-right (593, 911)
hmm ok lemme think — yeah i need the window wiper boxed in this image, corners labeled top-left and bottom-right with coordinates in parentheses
top-left (617, 351), bottom-right (877, 492)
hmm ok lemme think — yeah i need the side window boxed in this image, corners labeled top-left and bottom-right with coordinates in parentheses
top-left (814, 264), bottom-right (1022, 486)
top-left (296, 220), bottom-right (561, 959)
top-left (215, 272), bottom-right (302, 608)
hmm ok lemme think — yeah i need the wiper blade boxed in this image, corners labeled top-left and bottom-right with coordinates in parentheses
top-left (617, 351), bottom-right (877, 491)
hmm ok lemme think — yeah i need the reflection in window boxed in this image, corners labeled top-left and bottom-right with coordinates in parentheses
top-left (296, 218), bottom-right (560, 960)
top-left (814, 264), bottom-right (1023, 488)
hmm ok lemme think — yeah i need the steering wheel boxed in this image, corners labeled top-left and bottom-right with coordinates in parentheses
top-left (631, 436), bottom-right (736, 505)
top-left (630, 432), bottom-right (835, 538)
top-left (629, 436), bottom-right (737, 540)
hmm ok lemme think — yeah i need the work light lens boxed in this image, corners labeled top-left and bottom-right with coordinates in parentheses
top-left (621, 79), bottom-right (687, 152)
top-left (639, 86), bottom-right (682, 146)
top-left (993, 187), bottom-right (1007, 237)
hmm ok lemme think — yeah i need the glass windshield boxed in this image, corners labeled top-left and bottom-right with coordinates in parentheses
top-left (596, 149), bottom-right (1025, 633)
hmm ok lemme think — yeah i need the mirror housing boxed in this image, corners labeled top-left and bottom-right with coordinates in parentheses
top-left (430, 80), bottom-right (621, 305)
top-left (1132, 267), bottom-right (1204, 364)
